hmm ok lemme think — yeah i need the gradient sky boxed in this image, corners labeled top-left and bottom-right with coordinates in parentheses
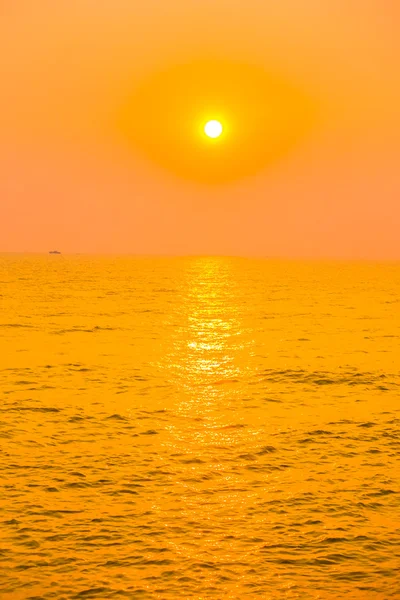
top-left (1, 0), bottom-right (399, 257)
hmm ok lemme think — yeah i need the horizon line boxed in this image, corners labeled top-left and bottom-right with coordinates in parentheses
top-left (1, 251), bottom-right (399, 263)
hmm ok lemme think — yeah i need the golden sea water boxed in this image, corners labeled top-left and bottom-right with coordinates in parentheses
top-left (1, 255), bottom-right (399, 600)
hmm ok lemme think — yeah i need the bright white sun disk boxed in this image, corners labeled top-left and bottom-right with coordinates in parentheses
top-left (204, 120), bottom-right (223, 138)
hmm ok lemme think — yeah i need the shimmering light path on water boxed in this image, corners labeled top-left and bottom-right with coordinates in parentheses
top-left (0, 256), bottom-right (399, 599)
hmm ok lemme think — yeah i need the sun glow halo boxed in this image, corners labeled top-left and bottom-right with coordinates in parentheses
top-left (122, 59), bottom-right (316, 183)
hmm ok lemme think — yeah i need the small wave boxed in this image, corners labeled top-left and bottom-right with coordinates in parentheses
top-left (260, 367), bottom-right (398, 389)
top-left (104, 413), bottom-right (129, 421)
top-left (0, 323), bottom-right (33, 328)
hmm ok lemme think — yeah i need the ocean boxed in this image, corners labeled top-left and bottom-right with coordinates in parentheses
top-left (1, 255), bottom-right (399, 599)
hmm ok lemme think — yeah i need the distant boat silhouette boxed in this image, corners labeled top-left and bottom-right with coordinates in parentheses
top-left (49, 250), bottom-right (61, 255)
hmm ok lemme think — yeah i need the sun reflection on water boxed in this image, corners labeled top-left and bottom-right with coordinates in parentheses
top-left (154, 259), bottom-right (301, 585)
top-left (161, 258), bottom-right (253, 424)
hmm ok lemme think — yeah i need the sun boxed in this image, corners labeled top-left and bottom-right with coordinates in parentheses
top-left (204, 120), bottom-right (223, 139)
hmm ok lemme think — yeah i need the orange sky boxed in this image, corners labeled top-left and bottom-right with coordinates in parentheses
top-left (1, 0), bottom-right (399, 257)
